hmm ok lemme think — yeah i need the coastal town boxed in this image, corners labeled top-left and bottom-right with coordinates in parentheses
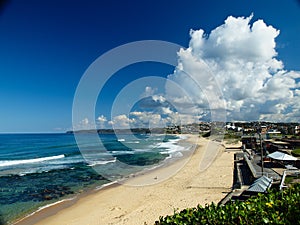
top-left (167, 121), bottom-right (300, 202)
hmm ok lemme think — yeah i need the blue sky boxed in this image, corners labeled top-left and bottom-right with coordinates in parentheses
top-left (0, 0), bottom-right (300, 132)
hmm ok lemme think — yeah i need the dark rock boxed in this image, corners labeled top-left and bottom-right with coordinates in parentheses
top-left (43, 195), bottom-right (52, 200)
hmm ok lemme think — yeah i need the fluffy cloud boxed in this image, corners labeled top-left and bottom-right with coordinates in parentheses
top-left (81, 118), bottom-right (89, 125)
top-left (141, 86), bottom-right (157, 98)
top-left (167, 14), bottom-right (300, 122)
top-left (97, 115), bottom-right (107, 123)
top-left (108, 114), bottom-right (134, 128)
top-left (106, 112), bottom-right (161, 128)
top-left (107, 102), bottom-right (200, 129)
top-left (73, 117), bottom-right (96, 130)
top-left (97, 115), bottom-right (107, 128)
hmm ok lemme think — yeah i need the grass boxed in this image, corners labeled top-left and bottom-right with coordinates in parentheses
top-left (292, 148), bottom-right (300, 157)
top-left (224, 131), bottom-right (241, 140)
top-left (285, 176), bottom-right (295, 184)
top-left (225, 139), bottom-right (240, 144)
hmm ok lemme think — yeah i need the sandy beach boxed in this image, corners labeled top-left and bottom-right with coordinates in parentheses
top-left (17, 135), bottom-right (234, 225)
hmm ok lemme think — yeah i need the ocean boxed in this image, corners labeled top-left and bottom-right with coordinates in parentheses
top-left (0, 133), bottom-right (192, 224)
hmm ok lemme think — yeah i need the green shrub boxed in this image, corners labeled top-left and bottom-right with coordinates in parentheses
top-left (292, 148), bottom-right (300, 157)
top-left (155, 183), bottom-right (300, 225)
top-left (202, 132), bottom-right (211, 138)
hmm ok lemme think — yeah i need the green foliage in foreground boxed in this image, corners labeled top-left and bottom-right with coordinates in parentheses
top-left (155, 184), bottom-right (300, 225)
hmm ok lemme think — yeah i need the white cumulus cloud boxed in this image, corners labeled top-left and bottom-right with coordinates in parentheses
top-left (108, 114), bottom-right (134, 128)
top-left (97, 115), bottom-right (107, 128)
top-left (97, 115), bottom-right (107, 123)
top-left (167, 14), bottom-right (300, 122)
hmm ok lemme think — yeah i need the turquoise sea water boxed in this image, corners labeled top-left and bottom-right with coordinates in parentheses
top-left (0, 133), bottom-right (188, 224)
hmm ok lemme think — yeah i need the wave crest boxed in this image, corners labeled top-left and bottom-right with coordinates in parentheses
top-left (0, 154), bottom-right (65, 167)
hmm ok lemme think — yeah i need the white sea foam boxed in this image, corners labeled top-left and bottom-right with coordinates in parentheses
top-left (87, 158), bottom-right (117, 167)
top-left (110, 151), bottom-right (134, 155)
top-left (158, 136), bottom-right (192, 161)
top-left (158, 139), bottom-right (184, 154)
top-left (173, 152), bottom-right (184, 158)
top-left (0, 154), bottom-right (65, 167)
top-left (133, 148), bottom-right (154, 152)
top-left (118, 138), bottom-right (125, 142)
top-left (17, 165), bottom-right (69, 176)
top-left (126, 141), bottom-right (140, 144)
top-left (47, 155), bottom-right (83, 165)
top-left (95, 180), bottom-right (119, 190)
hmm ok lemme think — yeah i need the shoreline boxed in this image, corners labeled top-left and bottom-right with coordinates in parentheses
top-left (13, 134), bottom-right (193, 225)
top-left (13, 181), bottom-right (122, 225)
top-left (14, 134), bottom-right (194, 225)
top-left (15, 135), bottom-right (234, 225)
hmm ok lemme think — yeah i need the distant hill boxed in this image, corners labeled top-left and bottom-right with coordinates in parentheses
top-left (66, 128), bottom-right (165, 134)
